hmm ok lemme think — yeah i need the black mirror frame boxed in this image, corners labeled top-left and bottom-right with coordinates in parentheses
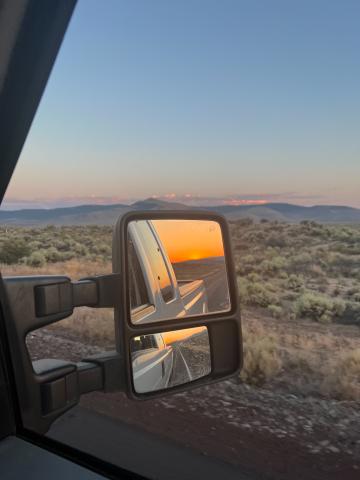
top-left (112, 210), bottom-right (243, 399)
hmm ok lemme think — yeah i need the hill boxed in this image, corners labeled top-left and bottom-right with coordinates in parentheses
top-left (0, 199), bottom-right (360, 225)
top-left (209, 203), bottom-right (360, 223)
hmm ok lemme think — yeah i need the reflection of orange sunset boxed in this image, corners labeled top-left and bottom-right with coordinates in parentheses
top-left (152, 220), bottom-right (224, 263)
top-left (162, 326), bottom-right (207, 344)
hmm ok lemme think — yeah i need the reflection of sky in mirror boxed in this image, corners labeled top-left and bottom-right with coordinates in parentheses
top-left (153, 220), bottom-right (224, 263)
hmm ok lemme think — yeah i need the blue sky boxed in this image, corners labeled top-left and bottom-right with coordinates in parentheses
top-left (4, 0), bottom-right (360, 208)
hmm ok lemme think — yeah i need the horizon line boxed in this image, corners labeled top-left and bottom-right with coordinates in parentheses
top-left (1, 197), bottom-right (360, 212)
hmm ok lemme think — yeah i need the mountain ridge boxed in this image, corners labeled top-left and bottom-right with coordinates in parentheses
top-left (0, 198), bottom-right (359, 225)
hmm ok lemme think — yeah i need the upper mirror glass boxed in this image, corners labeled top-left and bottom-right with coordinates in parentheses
top-left (128, 219), bottom-right (230, 324)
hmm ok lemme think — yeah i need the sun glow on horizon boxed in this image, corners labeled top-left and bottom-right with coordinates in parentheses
top-left (152, 220), bottom-right (224, 264)
top-left (162, 326), bottom-right (207, 344)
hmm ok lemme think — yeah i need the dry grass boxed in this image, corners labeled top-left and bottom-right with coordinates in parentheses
top-left (321, 349), bottom-right (360, 400)
top-left (1, 259), bottom-right (111, 278)
top-left (241, 331), bottom-right (283, 386)
top-left (241, 312), bottom-right (360, 400)
top-left (47, 307), bottom-right (115, 346)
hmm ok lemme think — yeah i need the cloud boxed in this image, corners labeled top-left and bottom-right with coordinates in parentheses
top-left (147, 192), bottom-right (327, 207)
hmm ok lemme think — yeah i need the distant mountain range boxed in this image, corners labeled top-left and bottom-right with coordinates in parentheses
top-left (0, 199), bottom-right (360, 225)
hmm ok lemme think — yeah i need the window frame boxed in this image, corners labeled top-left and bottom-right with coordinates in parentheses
top-left (0, 1), bottom-right (147, 478)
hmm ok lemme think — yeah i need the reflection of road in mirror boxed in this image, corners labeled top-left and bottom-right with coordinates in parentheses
top-left (131, 327), bottom-right (211, 394)
top-left (167, 328), bottom-right (211, 389)
top-left (172, 256), bottom-right (230, 313)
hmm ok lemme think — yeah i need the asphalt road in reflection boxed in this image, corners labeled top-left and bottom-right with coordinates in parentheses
top-left (168, 346), bottom-right (192, 387)
top-left (202, 265), bottom-right (230, 312)
top-left (168, 335), bottom-right (211, 389)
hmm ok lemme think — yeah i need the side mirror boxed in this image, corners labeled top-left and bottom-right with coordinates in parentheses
top-left (1, 210), bottom-right (242, 433)
top-left (113, 211), bottom-right (242, 398)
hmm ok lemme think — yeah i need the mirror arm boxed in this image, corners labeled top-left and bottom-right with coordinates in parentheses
top-left (81, 351), bottom-right (124, 393)
top-left (33, 351), bottom-right (124, 418)
top-left (35, 274), bottom-right (121, 317)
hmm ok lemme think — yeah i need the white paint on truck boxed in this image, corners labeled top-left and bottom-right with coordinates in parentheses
top-left (129, 220), bottom-right (208, 325)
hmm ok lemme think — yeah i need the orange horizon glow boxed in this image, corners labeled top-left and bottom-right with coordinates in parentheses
top-left (162, 326), bottom-right (207, 344)
top-left (152, 220), bottom-right (224, 263)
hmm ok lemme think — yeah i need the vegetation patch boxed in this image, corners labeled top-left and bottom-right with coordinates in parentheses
top-left (1, 220), bottom-right (360, 400)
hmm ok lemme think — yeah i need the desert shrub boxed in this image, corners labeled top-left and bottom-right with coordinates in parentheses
top-left (295, 292), bottom-right (346, 323)
top-left (260, 256), bottom-right (288, 276)
top-left (237, 218), bottom-right (254, 227)
top-left (241, 230), bottom-right (266, 243)
top-left (26, 251), bottom-right (46, 267)
top-left (236, 254), bottom-right (257, 275)
top-left (328, 253), bottom-right (359, 276)
top-left (241, 334), bottom-right (282, 386)
top-left (321, 349), bottom-right (360, 400)
top-left (333, 286), bottom-right (341, 296)
top-left (246, 272), bottom-right (261, 283)
top-left (267, 304), bottom-right (283, 318)
top-left (340, 302), bottom-right (360, 326)
top-left (346, 288), bottom-right (360, 302)
top-left (73, 243), bottom-right (89, 256)
top-left (287, 274), bottom-right (304, 290)
top-left (354, 292), bottom-right (360, 302)
top-left (347, 286), bottom-right (358, 296)
top-left (45, 247), bottom-right (63, 263)
top-left (28, 240), bottom-right (42, 250)
top-left (238, 279), bottom-right (277, 308)
top-left (290, 252), bottom-right (313, 272)
top-left (309, 264), bottom-right (326, 278)
top-left (265, 233), bottom-right (289, 248)
top-left (0, 238), bottom-right (31, 264)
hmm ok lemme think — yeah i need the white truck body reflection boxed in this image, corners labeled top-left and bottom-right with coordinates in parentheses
top-left (129, 220), bottom-right (208, 324)
top-left (131, 328), bottom-right (211, 393)
top-left (131, 334), bottom-right (173, 393)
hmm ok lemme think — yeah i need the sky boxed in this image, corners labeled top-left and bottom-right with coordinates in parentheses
top-left (153, 220), bottom-right (224, 263)
top-left (3, 0), bottom-right (360, 209)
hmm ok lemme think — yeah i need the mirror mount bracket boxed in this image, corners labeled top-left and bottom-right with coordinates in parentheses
top-left (2, 275), bottom-right (123, 433)
top-left (32, 351), bottom-right (124, 423)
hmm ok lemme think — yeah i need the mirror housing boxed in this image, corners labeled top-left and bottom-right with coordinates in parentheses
top-left (113, 210), bottom-right (242, 399)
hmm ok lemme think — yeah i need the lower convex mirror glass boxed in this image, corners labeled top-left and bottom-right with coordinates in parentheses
top-left (130, 326), bottom-right (211, 394)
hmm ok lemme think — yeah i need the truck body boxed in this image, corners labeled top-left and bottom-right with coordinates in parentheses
top-left (131, 334), bottom-right (173, 393)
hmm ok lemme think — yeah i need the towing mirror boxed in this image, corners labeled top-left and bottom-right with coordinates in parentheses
top-left (1, 210), bottom-right (242, 432)
top-left (113, 211), bottom-right (242, 399)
